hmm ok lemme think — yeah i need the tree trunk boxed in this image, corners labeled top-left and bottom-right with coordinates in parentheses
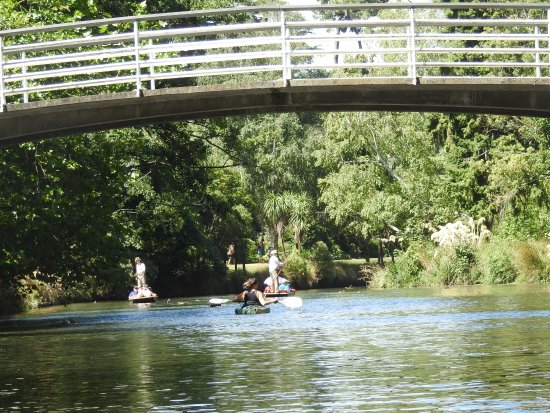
top-left (277, 221), bottom-right (287, 259)
top-left (377, 238), bottom-right (384, 267)
top-left (269, 227), bottom-right (278, 254)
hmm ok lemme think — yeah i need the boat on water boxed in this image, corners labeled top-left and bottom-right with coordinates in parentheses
top-left (129, 295), bottom-right (157, 304)
top-left (264, 291), bottom-right (295, 298)
top-left (128, 286), bottom-right (158, 304)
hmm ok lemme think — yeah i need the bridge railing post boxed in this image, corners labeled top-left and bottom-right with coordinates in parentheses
top-left (281, 10), bottom-right (291, 84)
top-left (149, 38), bottom-right (156, 90)
top-left (0, 36), bottom-right (5, 112)
top-left (22, 51), bottom-right (28, 103)
top-left (408, 7), bottom-right (417, 85)
top-left (548, 8), bottom-right (550, 77)
top-left (534, 26), bottom-right (541, 78)
top-left (134, 20), bottom-right (142, 96)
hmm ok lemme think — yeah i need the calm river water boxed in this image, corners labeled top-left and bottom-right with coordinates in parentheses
top-left (1, 284), bottom-right (549, 412)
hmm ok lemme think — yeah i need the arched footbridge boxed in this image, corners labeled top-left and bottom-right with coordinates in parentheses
top-left (1, 3), bottom-right (550, 147)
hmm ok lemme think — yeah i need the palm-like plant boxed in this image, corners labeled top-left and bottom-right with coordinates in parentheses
top-left (288, 192), bottom-right (312, 252)
top-left (263, 192), bottom-right (290, 259)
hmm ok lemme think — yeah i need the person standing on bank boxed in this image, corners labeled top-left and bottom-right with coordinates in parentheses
top-left (134, 257), bottom-right (146, 288)
top-left (268, 249), bottom-right (284, 293)
top-left (257, 238), bottom-right (265, 261)
top-left (227, 243), bottom-right (235, 265)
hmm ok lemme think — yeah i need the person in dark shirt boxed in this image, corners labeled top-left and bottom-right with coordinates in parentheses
top-left (234, 278), bottom-right (278, 306)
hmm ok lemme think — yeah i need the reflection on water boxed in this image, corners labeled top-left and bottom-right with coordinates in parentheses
top-left (1, 284), bottom-right (549, 412)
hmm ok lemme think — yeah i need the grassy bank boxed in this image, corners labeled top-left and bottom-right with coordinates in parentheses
top-left (228, 238), bottom-right (550, 292)
top-left (371, 239), bottom-right (550, 289)
top-left (7, 237), bottom-right (547, 315)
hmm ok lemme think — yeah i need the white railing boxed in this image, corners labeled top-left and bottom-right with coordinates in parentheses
top-left (0, 3), bottom-right (549, 112)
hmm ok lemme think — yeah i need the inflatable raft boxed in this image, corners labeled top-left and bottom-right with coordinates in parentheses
top-left (235, 305), bottom-right (270, 315)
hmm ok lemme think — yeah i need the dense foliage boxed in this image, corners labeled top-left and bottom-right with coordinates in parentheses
top-left (1, 0), bottom-right (549, 313)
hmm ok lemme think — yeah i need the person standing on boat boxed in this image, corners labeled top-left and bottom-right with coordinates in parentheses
top-left (234, 278), bottom-right (278, 307)
top-left (134, 257), bottom-right (146, 288)
top-left (268, 250), bottom-right (284, 293)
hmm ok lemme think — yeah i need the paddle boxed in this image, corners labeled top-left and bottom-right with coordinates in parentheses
top-left (277, 296), bottom-right (302, 309)
top-left (209, 298), bottom-right (231, 305)
top-left (209, 296), bottom-right (302, 308)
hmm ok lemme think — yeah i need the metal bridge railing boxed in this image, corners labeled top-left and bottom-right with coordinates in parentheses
top-left (0, 3), bottom-right (549, 112)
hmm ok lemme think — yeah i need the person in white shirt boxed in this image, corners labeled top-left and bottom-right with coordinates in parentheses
top-left (134, 257), bottom-right (146, 288)
top-left (268, 250), bottom-right (284, 292)
top-left (263, 275), bottom-right (289, 293)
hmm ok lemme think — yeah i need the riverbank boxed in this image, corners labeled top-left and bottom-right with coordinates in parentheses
top-left (4, 236), bottom-right (548, 316)
top-left (226, 258), bottom-right (371, 289)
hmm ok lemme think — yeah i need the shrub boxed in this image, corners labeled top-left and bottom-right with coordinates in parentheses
top-left (474, 239), bottom-right (518, 284)
top-left (284, 252), bottom-right (314, 289)
top-left (380, 248), bottom-right (424, 288)
top-left (245, 239), bottom-right (260, 263)
top-left (0, 282), bottom-right (24, 315)
top-left (307, 241), bottom-right (335, 285)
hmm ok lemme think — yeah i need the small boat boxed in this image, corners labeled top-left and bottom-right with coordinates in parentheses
top-left (235, 305), bottom-right (270, 315)
top-left (129, 294), bottom-right (158, 304)
top-left (264, 291), bottom-right (295, 298)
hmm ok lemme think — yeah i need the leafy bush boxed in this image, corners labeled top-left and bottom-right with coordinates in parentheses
top-left (0, 282), bottom-right (24, 315)
top-left (380, 248), bottom-right (424, 288)
top-left (284, 252), bottom-right (314, 289)
top-left (245, 238), bottom-right (261, 263)
top-left (474, 239), bottom-right (518, 284)
top-left (307, 241), bottom-right (335, 285)
top-left (16, 275), bottom-right (66, 310)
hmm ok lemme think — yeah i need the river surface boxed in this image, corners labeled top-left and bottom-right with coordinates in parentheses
top-left (1, 284), bottom-right (549, 412)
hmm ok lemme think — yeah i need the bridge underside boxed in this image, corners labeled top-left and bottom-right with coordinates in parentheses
top-left (1, 78), bottom-right (550, 147)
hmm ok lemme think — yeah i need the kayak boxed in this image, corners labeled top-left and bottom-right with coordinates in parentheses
top-left (235, 305), bottom-right (270, 315)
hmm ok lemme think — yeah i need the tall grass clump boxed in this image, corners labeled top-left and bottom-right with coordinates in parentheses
top-left (513, 241), bottom-right (550, 283)
top-left (423, 243), bottom-right (477, 286)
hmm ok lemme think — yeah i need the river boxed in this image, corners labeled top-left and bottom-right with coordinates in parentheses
top-left (1, 284), bottom-right (549, 412)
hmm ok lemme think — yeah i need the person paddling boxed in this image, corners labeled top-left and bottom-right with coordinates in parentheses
top-left (234, 278), bottom-right (278, 307)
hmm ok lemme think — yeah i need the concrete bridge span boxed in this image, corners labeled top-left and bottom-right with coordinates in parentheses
top-left (2, 77), bottom-right (550, 147)
top-left (1, 3), bottom-right (550, 146)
